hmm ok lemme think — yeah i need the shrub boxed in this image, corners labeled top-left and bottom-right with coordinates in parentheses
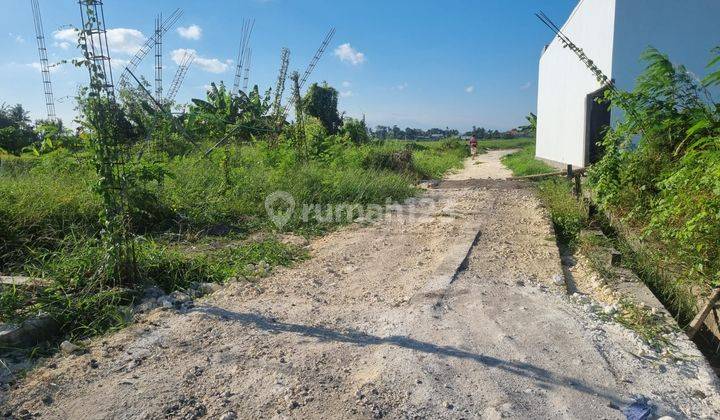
top-left (588, 47), bottom-right (720, 293)
top-left (341, 117), bottom-right (370, 145)
top-left (363, 148), bottom-right (414, 173)
top-left (537, 178), bottom-right (588, 247)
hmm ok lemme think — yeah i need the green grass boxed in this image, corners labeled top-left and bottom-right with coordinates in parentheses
top-left (390, 137), bottom-right (534, 152)
top-left (501, 144), bottom-right (556, 176)
top-left (477, 137), bottom-right (535, 151)
top-left (536, 178), bottom-right (588, 247)
top-left (410, 138), bottom-right (468, 178)
top-left (0, 236), bottom-right (308, 339)
top-left (0, 138), bottom-right (465, 344)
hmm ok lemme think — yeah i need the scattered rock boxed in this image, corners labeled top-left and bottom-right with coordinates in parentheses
top-left (158, 295), bottom-right (175, 309)
top-left (691, 389), bottom-right (707, 400)
top-left (198, 282), bottom-right (223, 295)
top-left (419, 180), bottom-right (440, 189)
top-left (603, 304), bottom-right (619, 316)
top-left (134, 299), bottom-right (160, 314)
top-left (60, 340), bottom-right (83, 355)
top-left (220, 411), bottom-right (237, 420)
top-left (126, 359), bottom-right (142, 370)
top-left (143, 286), bottom-right (165, 299)
top-left (0, 315), bottom-right (60, 349)
top-left (552, 274), bottom-right (565, 286)
top-left (169, 291), bottom-right (191, 304)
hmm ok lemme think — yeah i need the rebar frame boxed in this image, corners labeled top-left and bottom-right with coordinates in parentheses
top-left (299, 28), bottom-right (335, 90)
top-left (289, 71), bottom-right (306, 157)
top-left (31, 0), bottom-right (56, 120)
top-left (79, 0), bottom-right (116, 100)
top-left (272, 48), bottom-right (290, 119)
top-left (166, 51), bottom-right (195, 102)
top-left (154, 13), bottom-right (163, 102)
top-left (233, 19), bottom-right (255, 93)
top-left (78, 0), bottom-right (137, 284)
top-left (285, 27), bottom-right (335, 113)
top-left (118, 8), bottom-right (182, 88)
top-left (242, 48), bottom-right (252, 92)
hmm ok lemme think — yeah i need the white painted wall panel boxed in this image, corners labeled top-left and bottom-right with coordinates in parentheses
top-left (536, 0), bottom-right (617, 168)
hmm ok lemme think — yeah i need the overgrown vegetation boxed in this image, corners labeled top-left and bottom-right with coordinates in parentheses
top-left (587, 47), bottom-right (720, 322)
top-left (0, 2), bottom-right (479, 346)
top-left (501, 144), bottom-right (555, 176)
top-left (0, 71), bottom-right (471, 347)
top-left (535, 178), bottom-right (588, 247)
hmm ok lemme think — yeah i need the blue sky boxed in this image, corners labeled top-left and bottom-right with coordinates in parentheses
top-left (0, 0), bottom-right (578, 131)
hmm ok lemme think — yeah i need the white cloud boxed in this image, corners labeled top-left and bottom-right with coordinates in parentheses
top-left (520, 81), bottom-right (532, 90)
top-left (334, 43), bottom-right (365, 65)
top-left (341, 80), bottom-right (351, 88)
top-left (177, 25), bottom-right (202, 40)
top-left (54, 27), bottom-right (146, 56)
top-left (340, 90), bottom-right (353, 98)
top-left (111, 58), bottom-right (129, 72)
top-left (9, 33), bottom-right (25, 44)
top-left (394, 82), bottom-right (408, 91)
top-left (172, 48), bottom-right (228, 73)
top-left (54, 41), bottom-right (71, 50)
top-left (105, 28), bottom-right (146, 55)
top-left (465, 85), bottom-right (475, 93)
top-left (27, 62), bottom-right (60, 74)
top-left (53, 28), bottom-right (75, 42)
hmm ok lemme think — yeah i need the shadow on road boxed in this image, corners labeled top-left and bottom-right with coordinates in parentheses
top-left (194, 305), bottom-right (627, 407)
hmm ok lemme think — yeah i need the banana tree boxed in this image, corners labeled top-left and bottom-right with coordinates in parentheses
top-left (186, 82), bottom-right (274, 143)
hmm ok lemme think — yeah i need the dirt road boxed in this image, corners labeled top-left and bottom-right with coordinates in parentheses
top-left (3, 152), bottom-right (719, 419)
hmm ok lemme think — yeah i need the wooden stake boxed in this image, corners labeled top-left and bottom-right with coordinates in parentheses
top-left (687, 288), bottom-right (720, 339)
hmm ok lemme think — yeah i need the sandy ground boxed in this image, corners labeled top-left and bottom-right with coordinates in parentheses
top-left (445, 149), bottom-right (516, 181)
top-left (2, 153), bottom-right (719, 419)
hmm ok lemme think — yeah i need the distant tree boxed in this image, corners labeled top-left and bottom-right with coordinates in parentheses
top-left (517, 112), bottom-right (537, 137)
top-left (27, 118), bottom-right (80, 155)
top-left (391, 125), bottom-right (402, 139)
top-left (341, 117), bottom-right (370, 144)
top-left (373, 125), bottom-right (389, 140)
top-left (303, 82), bottom-right (342, 134)
top-left (0, 103), bottom-right (37, 154)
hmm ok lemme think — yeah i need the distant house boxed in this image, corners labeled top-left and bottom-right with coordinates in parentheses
top-left (535, 0), bottom-right (720, 168)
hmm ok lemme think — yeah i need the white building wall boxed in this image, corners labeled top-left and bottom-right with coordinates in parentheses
top-left (536, 0), bottom-right (617, 168)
